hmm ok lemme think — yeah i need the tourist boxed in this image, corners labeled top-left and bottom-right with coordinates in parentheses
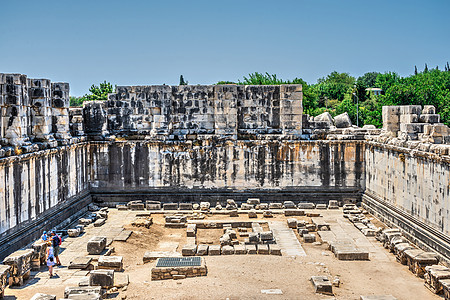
top-left (46, 241), bottom-right (55, 277)
top-left (50, 231), bottom-right (62, 266)
top-left (41, 231), bottom-right (48, 241)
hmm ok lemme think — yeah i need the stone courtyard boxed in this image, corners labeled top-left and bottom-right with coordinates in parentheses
top-left (3, 204), bottom-right (441, 300)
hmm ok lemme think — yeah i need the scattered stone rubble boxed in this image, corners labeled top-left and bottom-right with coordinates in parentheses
top-left (2, 249), bottom-right (33, 286)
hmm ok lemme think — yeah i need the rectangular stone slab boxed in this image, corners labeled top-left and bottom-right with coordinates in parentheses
top-left (182, 244), bottom-right (197, 256)
top-left (69, 257), bottom-right (92, 269)
top-left (234, 244), bottom-right (247, 255)
top-left (257, 244), bottom-right (269, 255)
top-left (87, 236), bottom-right (107, 255)
top-left (196, 244), bottom-right (209, 256)
top-left (246, 244), bottom-right (257, 254)
top-left (208, 245), bottom-right (221, 255)
top-left (64, 286), bottom-right (102, 298)
top-left (143, 251), bottom-right (181, 263)
top-left (89, 269), bottom-right (114, 288)
top-left (269, 244), bottom-right (282, 256)
top-left (98, 256), bottom-right (123, 271)
top-left (30, 293), bottom-right (57, 300)
top-left (310, 276), bottom-right (333, 295)
top-left (221, 245), bottom-right (234, 255)
top-left (114, 230), bottom-right (132, 242)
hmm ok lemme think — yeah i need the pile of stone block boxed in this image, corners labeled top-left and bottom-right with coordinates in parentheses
top-left (375, 227), bottom-right (446, 294)
top-left (424, 265), bottom-right (450, 294)
top-left (380, 105), bottom-right (450, 143)
top-left (0, 265), bottom-right (10, 298)
top-left (2, 249), bottom-right (33, 286)
top-left (151, 257), bottom-right (207, 280)
top-left (31, 239), bottom-right (48, 270)
top-left (345, 209), bottom-right (376, 236)
top-left (131, 217), bottom-right (153, 228)
top-left (165, 215), bottom-right (187, 228)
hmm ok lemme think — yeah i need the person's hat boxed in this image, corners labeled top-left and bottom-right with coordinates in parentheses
top-left (43, 231), bottom-right (47, 234)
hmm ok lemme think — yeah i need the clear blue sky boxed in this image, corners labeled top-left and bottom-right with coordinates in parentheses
top-left (1, 0), bottom-right (449, 96)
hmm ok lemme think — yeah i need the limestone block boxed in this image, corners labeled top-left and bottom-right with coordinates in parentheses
top-left (182, 244), bottom-right (197, 256)
top-left (424, 265), bottom-right (450, 294)
top-left (241, 203), bottom-right (253, 210)
top-left (316, 204), bottom-right (327, 209)
top-left (143, 251), bottom-right (181, 263)
top-left (298, 228), bottom-right (309, 236)
top-left (0, 265), bottom-right (10, 297)
top-left (89, 269), bottom-right (114, 288)
top-left (64, 286), bottom-right (102, 299)
top-left (87, 236), bottom-right (107, 255)
top-left (248, 210), bottom-right (257, 218)
top-left (311, 276), bottom-right (333, 295)
top-left (287, 218), bottom-right (298, 229)
top-left (221, 245), bottom-right (234, 255)
top-left (285, 209), bottom-right (305, 216)
top-left (93, 218), bottom-right (106, 227)
top-left (229, 210), bottom-right (238, 217)
top-left (208, 245), bottom-right (221, 256)
top-left (314, 112), bottom-right (334, 126)
top-left (269, 203), bottom-right (283, 209)
top-left (419, 114), bottom-right (440, 123)
top-left (257, 244), bottom-right (269, 255)
top-left (283, 201), bottom-right (296, 208)
top-left (399, 105), bottom-right (422, 115)
top-left (247, 198), bottom-right (260, 205)
top-left (200, 202), bottom-right (210, 211)
top-left (68, 228), bottom-right (81, 237)
top-left (422, 105), bottom-right (436, 114)
top-left (3, 249), bottom-right (33, 285)
top-left (234, 244), bottom-right (247, 255)
top-left (298, 203), bottom-right (315, 209)
top-left (260, 231), bottom-right (274, 241)
top-left (225, 229), bottom-right (237, 239)
top-left (249, 232), bottom-right (260, 243)
top-left (163, 203), bottom-right (178, 210)
top-left (303, 234), bottom-right (316, 243)
top-left (187, 224), bottom-right (197, 237)
top-left (263, 210), bottom-right (273, 218)
top-left (269, 244), bottom-right (282, 256)
top-left (68, 257), bottom-right (92, 269)
top-left (30, 293), bottom-right (56, 300)
top-left (98, 256), bottom-right (123, 272)
top-left (146, 201), bottom-right (161, 210)
top-left (220, 233), bottom-right (232, 246)
top-left (399, 114), bottom-right (418, 123)
top-left (179, 203), bottom-right (193, 210)
top-left (334, 112), bottom-right (352, 128)
top-left (258, 203), bottom-right (269, 210)
top-left (328, 200), bottom-right (339, 209)
top-left (246, 244), bottom-right (257, 254)
top-left (196, 244), bottom-right (209, 256)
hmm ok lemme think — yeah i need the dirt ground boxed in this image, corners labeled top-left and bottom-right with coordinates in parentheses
top-left (5, 210), bottom-right (440, 300)
top-left (112, 213), bottom-right (438, 300)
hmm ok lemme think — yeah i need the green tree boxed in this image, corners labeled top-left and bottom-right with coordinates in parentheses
top-left (179, 75), bottom-right (188, 85)
top-left (356, 72), bottom-right (380, 101)
top-left (69, 96), bottom-right (84, 107)
top-left (84, 81), bottom-right (115, 101)
top-left (315, 71), bottom-right (355, 102)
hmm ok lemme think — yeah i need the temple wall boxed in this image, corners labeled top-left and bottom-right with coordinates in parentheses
top-left (88, 140), bottom-right (365, 203)
top-left (363, 141), bottom-right (450, 259)
top-left (0, 143), bottom-right (90, 259)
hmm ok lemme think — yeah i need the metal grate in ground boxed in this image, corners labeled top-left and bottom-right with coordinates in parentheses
top-left (156, 256), bottom-right (201, 267)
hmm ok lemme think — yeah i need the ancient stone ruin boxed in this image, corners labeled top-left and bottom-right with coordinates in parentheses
top-left (1, 72), bottom-right (450, 299)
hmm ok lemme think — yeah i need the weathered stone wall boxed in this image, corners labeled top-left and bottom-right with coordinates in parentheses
top-left (88, 140), bottom-right (365, 204)
top-left (84, 84), bottom-right (302, 140)
top-left (0, 143), bottom-right (91, 259)
top-left (363, 141), bottom-right (450, 259)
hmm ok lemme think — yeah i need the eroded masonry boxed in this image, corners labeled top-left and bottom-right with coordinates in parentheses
top-left (0, 72), bottom-right (449, 264)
